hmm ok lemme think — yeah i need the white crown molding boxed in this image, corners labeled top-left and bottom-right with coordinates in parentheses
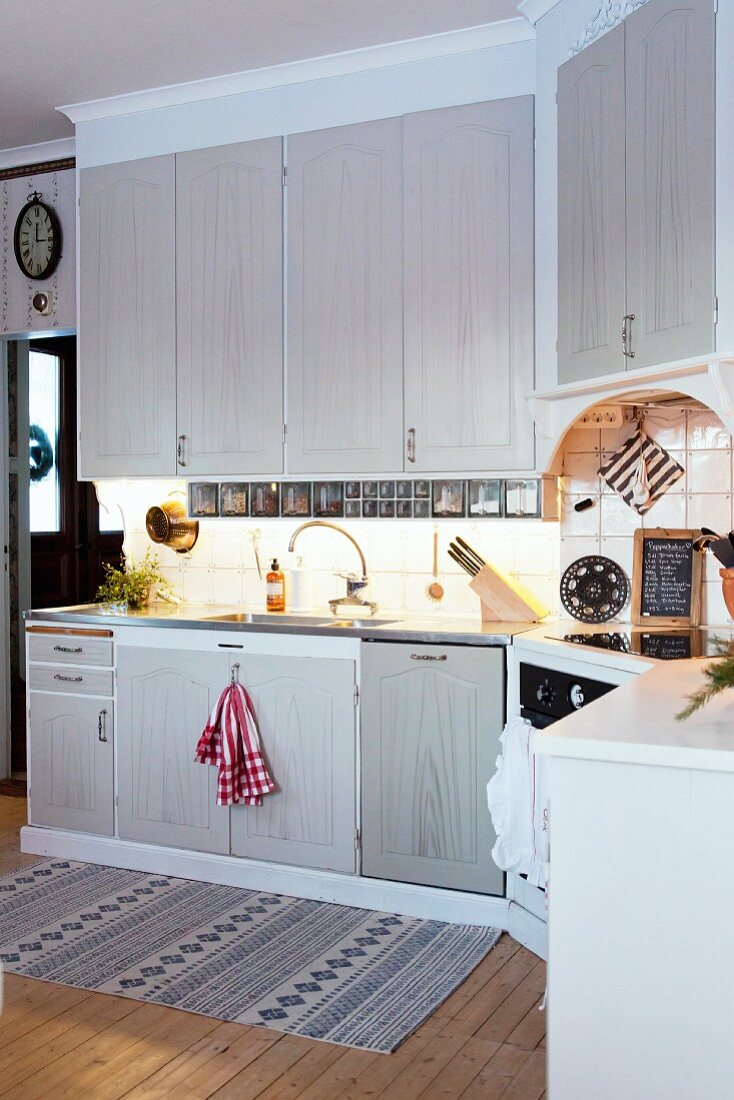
top-left (570, 0), bottom-right (648, 55)
top-left (58, 18), bottom-right (534, 124)
top-left (516, 0), bottom-right (563, 27)
top-left (0, 137), bottom-right (75, 171)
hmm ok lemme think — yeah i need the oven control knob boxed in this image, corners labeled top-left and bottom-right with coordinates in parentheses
top-left (536, 680), bottom-right (555, 706)
top-left (569, 683), bottom-right (585, 709)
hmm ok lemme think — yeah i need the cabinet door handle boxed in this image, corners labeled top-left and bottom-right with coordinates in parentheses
top-left (411, 653), bottom-right (447, 661)
top-left (622, 314), bottom-right (636, 358)
top-left (98, 708), bottom-right (108, 743)
top-left (54, 673), bottom-right (83, 683)
top-left (53, 645), bottom-right (83, 654)
top-left (407, 427), bottom-right (416, 463)
top-left (177, 434), bottom-right (188, 467)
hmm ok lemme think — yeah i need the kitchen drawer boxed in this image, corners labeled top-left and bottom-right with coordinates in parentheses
top-left (28, 665), bottom-right (113, 697)
top-left (28, 634), bottom-right (113, 667)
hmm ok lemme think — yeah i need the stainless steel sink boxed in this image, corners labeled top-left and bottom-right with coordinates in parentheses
top-left (203, 612), bottom-right (334, 626)
top-left (327, 618), bottom-right (402, 629)
top-left (202, 612), bottom-right (402, 629)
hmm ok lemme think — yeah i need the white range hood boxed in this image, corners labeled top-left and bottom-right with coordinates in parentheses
top-left (529, 355), bottom-right (734, 474)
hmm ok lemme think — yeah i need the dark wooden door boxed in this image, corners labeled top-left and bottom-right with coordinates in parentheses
top-left (29, 337), bottom-right (123, 609)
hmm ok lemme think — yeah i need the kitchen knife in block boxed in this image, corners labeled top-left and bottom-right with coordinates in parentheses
top-left (469, 563), bottom-right (548, 622)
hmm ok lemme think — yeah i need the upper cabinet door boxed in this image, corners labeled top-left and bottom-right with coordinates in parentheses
top-left (403, 98), bottom-right (535, 473)
top-left (625, 0), bottom-right (715, 369)
top-left (558, 25), bottom-right (626, 384)
top-left (287, 119), bottom-right (404, 474)
top-left (176, 140), bottom-right (284, 475)
top-left (79, 156), bottom-right (176, 478)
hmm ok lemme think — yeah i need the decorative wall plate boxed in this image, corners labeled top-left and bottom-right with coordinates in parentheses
top-left (560, 555), bottom-right (629, 623)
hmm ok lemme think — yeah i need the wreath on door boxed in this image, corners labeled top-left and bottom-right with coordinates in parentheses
top-left (29, 423), bottom-right (54, 482)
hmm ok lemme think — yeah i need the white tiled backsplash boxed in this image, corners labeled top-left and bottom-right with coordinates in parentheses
top-left (560, 407), bottom-right (734, 625)
top-left (96, 480), bottom-right (561, 619)
top-left (95, 405), bottom-right (734, 625)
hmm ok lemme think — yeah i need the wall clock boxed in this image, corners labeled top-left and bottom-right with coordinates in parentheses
top-left (13, 191), bottom-right (62, 280)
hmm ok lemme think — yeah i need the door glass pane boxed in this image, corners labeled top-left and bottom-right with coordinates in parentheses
top-left (29, 349), bottom-right (60, 533)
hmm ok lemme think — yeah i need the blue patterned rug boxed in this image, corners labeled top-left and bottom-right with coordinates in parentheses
top-left (0, 859), bottom-right (501, 1052)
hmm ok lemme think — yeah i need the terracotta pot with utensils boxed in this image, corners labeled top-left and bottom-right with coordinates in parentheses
top-left (721, 568), bottom-right (734, 619)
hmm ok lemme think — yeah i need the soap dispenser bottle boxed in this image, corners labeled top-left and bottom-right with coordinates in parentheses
top-left (266, 558), bottom-right (286, 612)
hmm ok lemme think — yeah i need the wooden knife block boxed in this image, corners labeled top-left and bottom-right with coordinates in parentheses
top-left (469, 564), bottom-right (548, 623)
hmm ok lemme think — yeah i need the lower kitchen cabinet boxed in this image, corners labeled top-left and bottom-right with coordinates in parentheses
top-left (28, 692), bottom-right (114, 836)
top-left (116, 647), bottom-right (230, 853)
top-left (231, 655), bottom-right (357, 873)
top-left (361, 641), bottom-right (505, 894)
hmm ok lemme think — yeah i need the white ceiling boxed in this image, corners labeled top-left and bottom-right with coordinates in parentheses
top-left (1, 0), bottom-right (518, 151)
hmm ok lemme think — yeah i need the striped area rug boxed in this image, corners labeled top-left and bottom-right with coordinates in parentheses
top-left (0, 859), bottom-right (501, 1053)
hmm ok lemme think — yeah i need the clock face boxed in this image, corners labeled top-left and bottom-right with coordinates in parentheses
top-left (14, 199), bottom-right (62, 280)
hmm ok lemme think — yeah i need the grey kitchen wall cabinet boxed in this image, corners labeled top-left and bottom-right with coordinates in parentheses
top-left (28, 692), bottom-right (114, 836)
top-left (403, 97), bottom-right (536, 472)
top-left (360, 642), bottom-right (505, 895)
top-left (79, 141), bottom-right (284, 479)
top-left (79, 155), bottom-right (177, 477)
top-left (286, 119), bottom-right (404, 474)
top-left (116, 646), bottom-right (230, 854)
top-left (625, 0), bottom-right (715, 369)
top-left (230, 654), bottom-right (357, 873)
top-left (557, 25), bottom-right (626, 383)
top-left (176, 140), bottom-right (284, 475)
top-left (557, 0), bottom-right (715, 383)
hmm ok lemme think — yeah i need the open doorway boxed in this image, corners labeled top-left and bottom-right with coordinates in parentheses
top-left (4, 335), bottom-right (123, 792)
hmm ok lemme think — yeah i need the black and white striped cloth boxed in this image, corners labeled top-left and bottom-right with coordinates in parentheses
top-left (599, 428), bottom-right (684, 515)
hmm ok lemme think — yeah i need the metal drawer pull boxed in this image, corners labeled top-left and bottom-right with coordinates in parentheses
top-left (407, 427), bottom-right (416, 463)
top-left (622, 313), bottom-right (636, 358)
top-left (53, 645), bottom-right (83, 654)
top-left (98, 709), bottom-right (108, 743)
top-left (177, 434), bottom-right (188, 467)
top-left (411, 653), bottom-right (447, 661)
top-left (54, 673), bottom-right (83, 683)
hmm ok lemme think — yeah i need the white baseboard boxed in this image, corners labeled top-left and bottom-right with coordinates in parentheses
top-left (20, 826), bottom-right (511, 930)
top-left (508, 900), bottom-right (548, 959)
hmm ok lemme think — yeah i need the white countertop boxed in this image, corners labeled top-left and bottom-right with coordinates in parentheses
top-left (536, 657), bottom-right (734, 773)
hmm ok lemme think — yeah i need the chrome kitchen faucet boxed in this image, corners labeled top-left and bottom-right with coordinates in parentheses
top-left (287, 520), bottom-right (378, 616)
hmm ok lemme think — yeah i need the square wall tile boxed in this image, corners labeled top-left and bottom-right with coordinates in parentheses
top-left (644, 409), bottom-right (687, 450)
top-left (599, 494), bottom-right (641, 536)
top-left (641, 492), bottom-right (687, 528)
top-left (561, 452), bottom-right (602, 493)
top-left (686, 450), bottom-right (732, 495)
top-left (687, 411), bottom-right (732, 450)
top-left (702, 580), bottom-right (734, 626)
top-left (561, 492), bottom-right (600, 538)
top-left (687, 493), bottom-right (732, 535)
top-left (563, 427), bottom-right (601, 454)
top-left (560, 537), bottom-right (602, 574)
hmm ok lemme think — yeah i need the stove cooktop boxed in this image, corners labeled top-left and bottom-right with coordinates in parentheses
top-left (559, 629), bottom-right (734, 661)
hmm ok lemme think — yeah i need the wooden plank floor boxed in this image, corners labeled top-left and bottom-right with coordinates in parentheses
top-left (0, 797), bottom-right (546, 1098)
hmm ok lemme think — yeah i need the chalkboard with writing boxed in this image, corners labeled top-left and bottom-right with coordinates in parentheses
top-left (632, 529), bottom-right (702, 627)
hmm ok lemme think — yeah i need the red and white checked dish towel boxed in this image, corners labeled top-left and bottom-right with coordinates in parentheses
top-left (194, 683), bottom-right (275, 806)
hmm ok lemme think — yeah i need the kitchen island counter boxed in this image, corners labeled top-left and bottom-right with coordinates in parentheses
top-left (536, 656), bottom-right (734, 773)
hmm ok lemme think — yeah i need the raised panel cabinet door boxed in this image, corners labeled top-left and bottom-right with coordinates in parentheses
top-left (287, 119), bottom-right (404, 474)
top-left (625, 0), bottom-right (715, 369)
top-left (558, 25), bottom-right (626, 383)
top-left (28, 692), bottom-right (113, 835)
top-left (230, 655), bottom-right (357, 873)
top-left (79, 156), bottom-right (176, 477)
top-left (176, 140), bottom-right (284, 475)
top-left (361, 642), bottom-right (505, 894)
top-left (404, 98), bottom-right (535, 472)
top-left (116, 647), bottom-right (229, 853)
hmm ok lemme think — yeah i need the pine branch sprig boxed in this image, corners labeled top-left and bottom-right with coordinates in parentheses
top-left (676, 638), bottom-right (734, 720)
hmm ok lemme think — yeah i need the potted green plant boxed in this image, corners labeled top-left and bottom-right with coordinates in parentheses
top-left (96, 551), bottom-right (171, 610)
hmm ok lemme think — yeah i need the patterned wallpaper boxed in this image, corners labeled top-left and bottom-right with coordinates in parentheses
top-left (1, 166), bottom-right (76, 335)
